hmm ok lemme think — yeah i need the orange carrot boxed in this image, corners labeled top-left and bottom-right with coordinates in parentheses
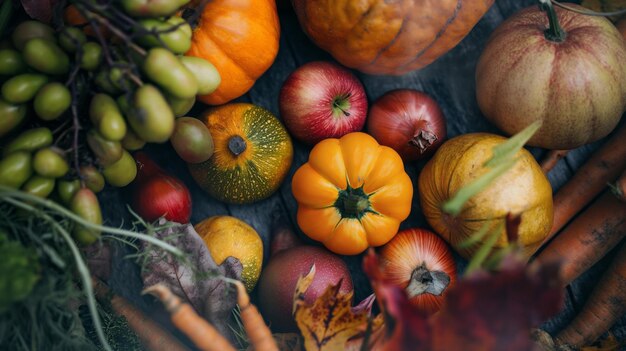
top-left (533, 191), bottom-right (626, 286)
top-left (547, 124), bottom-right (626, 242)
top-left (92, 279), bottom-right (189, 351)
top-left (555, 242), bottom-right (626, 348)
top-left (143, 284), bottom-right (236, 351)
top-left (611, 169), bottom-right (626, 202)
top-left (540, 149), bottom-right (569, 174)
top-left (233, 280), bottom-right (278, 351)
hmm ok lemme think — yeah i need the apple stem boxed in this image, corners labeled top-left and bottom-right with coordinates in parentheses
top-left (228, 135), bottom-right (247, 156)
top-left (408, 129), bottom-right (438, 153)
top-left (406, 264), bottom-right (450, 297)
top-left (539, 0), bottom-right (566, 42)
top-left (332, 94), bottom-right (352, 117)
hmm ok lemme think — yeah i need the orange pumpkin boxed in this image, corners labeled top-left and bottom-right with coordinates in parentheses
top-left (186, 0), bottom-right (280, 105)
top-left (292, 0), bottom-right (494, 75)
top-left (292, 132), bottom-right (413, 255)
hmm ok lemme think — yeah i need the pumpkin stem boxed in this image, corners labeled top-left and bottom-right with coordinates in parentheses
top-left (334, 185), bottom-right (371, 219)
top-left (408, 129), bottom-right (438, 154)
top-left (539, 0), bottom-right (566, 43)
top-left (228, 135), bottom-right (247, 156)
top-left (406, 264), bottom-right (450, 297)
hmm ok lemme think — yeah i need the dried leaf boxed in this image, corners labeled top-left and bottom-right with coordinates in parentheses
top-left (20, 0), bottom-right (58, 23)
top-left (293, 266), bottom-right (371, 351)
top-left (293, 264), bottom-right (316, 316)
top-left (581, 333), bottom-right (621, 351)
top-left (430, 256), bottom-right (563, 351)
top-left (140, 220), bottom-right (243, 339)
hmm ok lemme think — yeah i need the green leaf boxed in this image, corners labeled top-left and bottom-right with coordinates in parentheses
top-left (458, 222), bottom-right (492, 249)
top-left (465, 221), bottom-right (504, 274)
top-left (484, 120), bottom-right (542, 168)
top-left (442, 121), bottom-right (542, 216)
top-left (442, 158), bottom-right (517, 216)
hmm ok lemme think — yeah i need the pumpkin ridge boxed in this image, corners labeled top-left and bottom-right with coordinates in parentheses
top-left (574, 40), bottom-right (625, 92)
top-left (397, 0), bottom-right (463, 70)
top-left (445, 138), bottom-right (484, 199)
top-left (200, 29), bottom-right (255, 83)
top-left (366, 14), bottom-right (407, 68)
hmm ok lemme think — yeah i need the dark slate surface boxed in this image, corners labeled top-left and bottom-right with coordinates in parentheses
top-left (101, 0), bottom-right (625, 347)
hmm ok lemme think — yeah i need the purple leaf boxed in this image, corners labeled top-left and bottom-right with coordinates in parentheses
top-left (20, 0), bottom-right (58, 23)
top-left (140, 220), bottom-right (243, 340)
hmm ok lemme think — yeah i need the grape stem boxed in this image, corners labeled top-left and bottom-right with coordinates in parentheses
top-left (69, 79), bottom-right (83, 187)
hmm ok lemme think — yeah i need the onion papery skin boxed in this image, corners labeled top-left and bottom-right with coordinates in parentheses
top-left (379, 228), bottom-right (456, 315)
top-left (367, 89), bottom-right (446, 161)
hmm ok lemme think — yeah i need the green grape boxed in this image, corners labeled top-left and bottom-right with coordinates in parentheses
top-left (33, 83), bottom-right (71, 121)
top-left (179, 56), bottom-right (221, 95)
top-left (171, 117), bottom-right (214, 163)
top-left (70, 188), bottom-right (102, 245)
top-left (1, 73), bottom-right (48, 103)
top-left (32, 147), bottom-right (69, 178)
top-left (86, 129), bottom-right (123, 166)
top-left (143, 48), bottom-right (197, 99)
top-left (22, 38), bottom-right (69, 75)
top-left (0, 152), bottom-right (32, 188)
top-left (127, 84), bottom-right (174, 143)
top-left (22, 175), bottom-right (55, 198)
top-left (102, 149), bottom-right (137, 187)
top-left (12, 20), bottom-right (55, 51)
top-left (3, 127), bottom-right (53, 156)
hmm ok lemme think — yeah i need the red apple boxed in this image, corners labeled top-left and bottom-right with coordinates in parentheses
top-left (257, 245), bottom-right (353, 332)
top-left (279, 61), bottom-right (368, 144)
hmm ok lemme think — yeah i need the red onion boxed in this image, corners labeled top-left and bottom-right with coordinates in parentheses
top-left (367, 89), bottom-right (446, 161)
top-left (131, 152), bottom-right (192, 223)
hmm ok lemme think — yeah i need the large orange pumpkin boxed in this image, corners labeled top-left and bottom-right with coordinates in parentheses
top-left (292, 0), bottom-right (494, 75)
top-left (186, 0), bottom-right (280, 105)
top-left (292, 132), bottom-right (413, 255)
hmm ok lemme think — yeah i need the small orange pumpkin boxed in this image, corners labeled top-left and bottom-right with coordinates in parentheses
top-left (186, 0), bottom-right (280, 105)
top-left (292, 0), bottom-right (494, 75)
top-left (292, 132), bottom-right (413, 255)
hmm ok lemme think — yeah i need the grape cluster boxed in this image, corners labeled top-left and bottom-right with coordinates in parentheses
top-left (0, 0), bottom-right (218, 244)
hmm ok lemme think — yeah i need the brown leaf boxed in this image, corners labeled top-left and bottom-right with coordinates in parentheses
top-left (140, 220), bottom-right (243, 340)
top-left (293, 265), bottom-right (371, 351)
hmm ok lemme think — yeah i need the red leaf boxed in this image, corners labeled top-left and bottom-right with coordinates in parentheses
top-left (430, 256), bottom-right (563, 351)
top-left (20, 0), bottom-right (58, 23)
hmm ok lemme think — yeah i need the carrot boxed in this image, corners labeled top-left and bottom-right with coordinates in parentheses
top-left (610, 169), bottom-right (626, 202)
top-left (540, 149), bottom-right (569, 174)
top-left (533, 191), bottom-right (626, 286)
top-left (233, 280), bottom-right (278, 351)
top-left (546, 124), bottom-right (626, 242)
top-left (555, 242), bottom-right (626, 348)
top-left (143, 284), bottom-right (236, 351)
top-left (92, 279), bottom-right (190, 351)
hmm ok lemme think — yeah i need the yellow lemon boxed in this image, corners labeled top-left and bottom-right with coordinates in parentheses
top-left (195, 215), bottom-right (263, 291)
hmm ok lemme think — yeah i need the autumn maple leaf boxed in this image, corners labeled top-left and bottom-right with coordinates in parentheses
top-left (293, 265), bottom-right (375, 351)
